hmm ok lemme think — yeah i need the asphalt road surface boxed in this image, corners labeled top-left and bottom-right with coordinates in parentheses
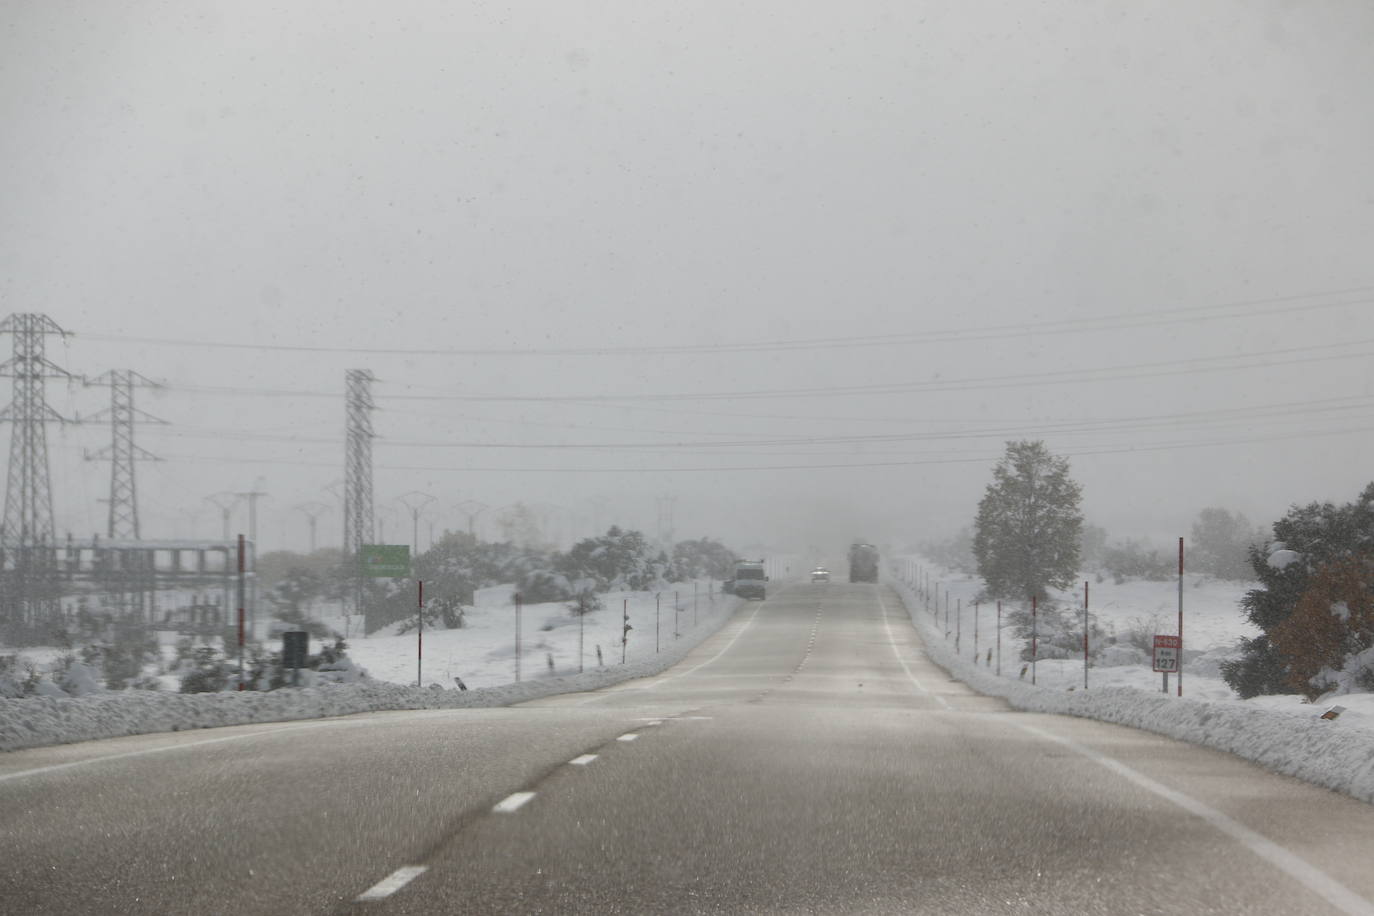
top-left (4, 582), bottom-right (1374, 915)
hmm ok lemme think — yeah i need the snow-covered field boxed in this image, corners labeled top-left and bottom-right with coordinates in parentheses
top-left (898, 560), bottom-right (1261, 699)
top-left (895, 555), bottom-right (1374, 719)
top-left (336, 582), bottom-right (735, 689)
top-left (0, 582), bottom-right (744, 752)
top-left (892, 559), bottom-right (1374, 804)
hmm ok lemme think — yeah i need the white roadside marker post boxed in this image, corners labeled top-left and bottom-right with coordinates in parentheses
top-left (1083, 580), bottom-right (1089, 691)
top-left (514, 591), bottom-right (522, 683)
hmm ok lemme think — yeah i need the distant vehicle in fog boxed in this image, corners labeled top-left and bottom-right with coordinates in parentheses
top-left (848, 543), bottom-right (879, 583)
top-left (811, 567), bottom-right (831, 582)
top-left (732, 560), bottom-right (768, 600)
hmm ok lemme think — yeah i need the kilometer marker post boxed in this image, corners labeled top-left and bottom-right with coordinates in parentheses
top-left (1176, 538), bottom-right (1187, 694)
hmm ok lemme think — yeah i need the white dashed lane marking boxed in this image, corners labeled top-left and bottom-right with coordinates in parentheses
top-left (493, 791), bottom-right (536, 813)
top-left (569, 754), bottom-right (598, 766)
top-left (356, 866), bottom-right (427, 902)
top-left (617, 733), bottom-right (639, 742)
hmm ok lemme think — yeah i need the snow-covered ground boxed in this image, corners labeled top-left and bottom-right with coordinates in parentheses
top-left (899, 560), bottom-right (1261, 700)
top-left (336, 581), bottom-right (734, 689)
top-left (0, 581), bottom-right (744, 752)
top-left (891, 558), bottom-right (1374, 804)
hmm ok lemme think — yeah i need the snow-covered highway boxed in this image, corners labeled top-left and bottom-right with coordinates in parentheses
top-left (4, 582), bottom-right (1374, 914)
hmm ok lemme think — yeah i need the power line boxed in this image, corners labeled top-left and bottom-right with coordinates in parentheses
top-left (75, 284), bottom-right (1374, 358)
top-left (121, 392), bottom-right (1374, 452)
top-left (153, 336), bottom-right (1374, 405)
top-left (145, 419), bottom-right (1374, 474)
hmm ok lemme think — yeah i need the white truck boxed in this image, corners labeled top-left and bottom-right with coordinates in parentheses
top-left (731, 560), bottom-right (768, 600)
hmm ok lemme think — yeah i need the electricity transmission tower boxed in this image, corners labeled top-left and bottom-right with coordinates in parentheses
top-left (396, 491), bottom-right (436, 557)
top-left (343, 370), bottom-right (376, 622)
top-left (343, 370), bottom-right (376, 557)
top-left (204, 492), bottom-right (240, 541)
top-left (656, 495), bottom-right (677, 550)
top-left (233, 481), bottom-right (268, 551)
top-left (84, 370), bottom-right (164, 539)
top-left (455, 499), bottom-right (488, 539)
top-left (295, 501), bottom-right (331, 553)
top-left (0, 314), bottom-right (74, 632)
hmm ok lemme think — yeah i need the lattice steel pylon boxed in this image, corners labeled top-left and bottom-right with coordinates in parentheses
top-left (343, 370), bottom-right (376, 625)
top-left (84, 370), bottom-right (164, 540)
top-left (0, 314), bottom-right (74, 632)
top-left (343, 370), bottom-right (376, 558)
top-left (656, 494), bottom-right (677, 551)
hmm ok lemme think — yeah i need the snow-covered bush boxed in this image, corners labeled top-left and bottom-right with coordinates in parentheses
top-left (0, 655), bottom-right (40, 698)
top-left (1270, 554), bottom-right (1374, 700)
top-left (395, 596), bottom-right (468, 633)
top-left (1100, 539), bottom-right (1175, 583)
top-left (180, 646), bottom-right (233, 694)
top-left (518, 568), bottom-right (572, 603)
top-left (1007, 602), bottom-right (1108, 663)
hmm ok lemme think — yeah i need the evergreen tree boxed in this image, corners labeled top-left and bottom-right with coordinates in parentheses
top-left (670, 537), bottom-right (738, 580)
top-left (973, 440), bottom-right (1083, 601)
top-left (1190, 507), bottom-right (1262, 580)
top-left (1222, 483), bottom-right (1374, 697)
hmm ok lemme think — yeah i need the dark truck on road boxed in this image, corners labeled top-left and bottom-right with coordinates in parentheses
top-left (848, 543), bottom-right (879, 582)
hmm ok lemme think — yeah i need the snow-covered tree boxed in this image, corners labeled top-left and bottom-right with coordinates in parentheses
top-left (558, 526), bottom-right (660, 591)
top-left (1270, 554), bottom-right (1374, 699)
top-left (1078, 523), bottom-right (1108, 572)
top-left (973, 440), bottom-right (1083, 601)
top-left (1190, 507), bottom-right (1262, 581)
top-left (496, 503), bottom-right (544, 549)
top-left (670, 537), bottom-right (738, 581)
top-left (1223, 483), bottom-right (1374, 698)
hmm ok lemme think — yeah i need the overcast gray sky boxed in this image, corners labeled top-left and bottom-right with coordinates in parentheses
top-left (3, 0), bottom-right (1373, 558)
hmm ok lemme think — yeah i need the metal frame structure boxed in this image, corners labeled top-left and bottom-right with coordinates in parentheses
top-left (343, 370), bottom-right (376, 617)
top-left (84, 370), bottom-right (164, 540)
top-left (0, 314), bottom-right (73, 633)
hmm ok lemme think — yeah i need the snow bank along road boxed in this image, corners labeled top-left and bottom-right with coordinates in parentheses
top-left (4, 584), bottom-right (1374, 915)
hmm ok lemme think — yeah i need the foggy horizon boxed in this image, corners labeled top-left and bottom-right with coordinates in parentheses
top-left (4, 1), bottom-right (1373, 561)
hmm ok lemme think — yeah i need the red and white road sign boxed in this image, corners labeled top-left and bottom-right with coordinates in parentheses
top-left (1153, 634), bottom-right (1181, 673)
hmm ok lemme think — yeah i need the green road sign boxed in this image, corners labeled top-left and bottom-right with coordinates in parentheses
top-left (360, 544), bottom-right (411, 577)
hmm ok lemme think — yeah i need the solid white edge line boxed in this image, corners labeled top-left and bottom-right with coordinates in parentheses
top-left (0, 721), bottom-right (338, 784)
top-left (356, 865), bottom-right (428, 902)
top-left (617, 733), bottom-right (639, 742)
top-left (493, 791), bottom-right (536, 813)
top-left (643, 598), bottom-right (770, 688)
top-left (1015, 721), bottom-right (1374, 916)
top-left (877, 590), bottom-right (951, 710)
top-left (569, 754), bottom-right (598, 765)
top-left (577, 596), bottom-right (771, 705)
